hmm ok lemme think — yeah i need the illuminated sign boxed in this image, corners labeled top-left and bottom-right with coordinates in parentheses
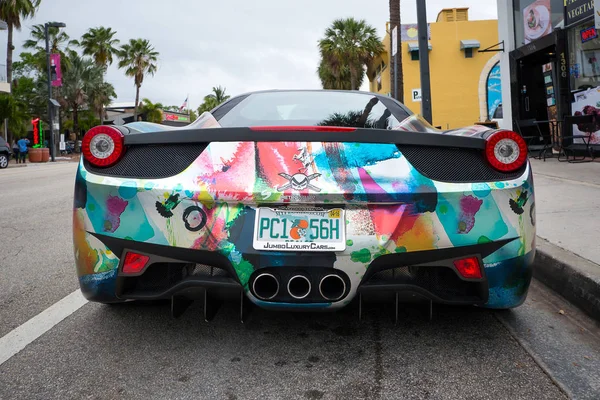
top-left (581, 26), bottom-right (598, 43)
top-left (163, 112), bottom-right (190, 122)
top-left (32, 118), bottom-right (43, 147)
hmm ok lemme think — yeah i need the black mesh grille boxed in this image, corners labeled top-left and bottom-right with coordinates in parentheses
top-left (398, 145), bottom-right (526, 183)
top-left (368, 266), bottom-right (483, 301)
top-left (84, 144), bottom-right (207, 179)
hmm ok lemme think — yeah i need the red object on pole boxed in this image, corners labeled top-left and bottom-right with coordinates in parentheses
top-left (32, 118), bottom-right (40, 146)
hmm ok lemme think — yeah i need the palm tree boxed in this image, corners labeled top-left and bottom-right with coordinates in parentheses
top-left (87, 80), bottom-right (116, 124)
top-left (24, 23), bottom-right (70, 54)
top-left (389, 0), bottom-right (403, 101)
top-left (0, 0), bottom-right (40, 84)
top-left (75, 27), bottom-right (120, 70)
top-left (117, 38), bottom-right (159, 121)
top-left (319, 18), bottom-right (384, 90)
top-left (60, 52), bottom-right (103, 135)
top-left (140, 98), bottom-right (163, 123)
top-left (317, 58), bottom-right (364, 90)
top-left (197, 86), bottom-right (230, 114)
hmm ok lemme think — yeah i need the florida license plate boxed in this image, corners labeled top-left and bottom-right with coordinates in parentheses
top-left (253, 208), bottom-right (346, 252)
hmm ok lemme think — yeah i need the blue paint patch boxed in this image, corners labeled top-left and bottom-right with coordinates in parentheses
top-left (483, 251), bottom-right (534, 308)
top-left (144, 182), bottom-right (155, 191)
top-left (472, 183), bottom-right (491, 198)
top-left (118, 181), bottom-right (138, 199)
top-left (175, 183), bottom-right (183, 192)
top-left (79, 269), bottom-right (118, 302)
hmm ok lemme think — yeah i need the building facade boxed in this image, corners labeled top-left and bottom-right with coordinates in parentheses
top-left (498, 0), bottom-right (600, 145)
top-left (367, 8), bottom-right (502, 130)
top-left (0, 20), bottom-right (10, 94)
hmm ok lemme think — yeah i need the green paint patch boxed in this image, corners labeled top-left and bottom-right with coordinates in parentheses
top-left (439, 204), bottom-right (448, 214)
top-left (478, 236), bottom-right (492, 244)
top-left (88, 203), bottom-right (96, 212)
top-left (351, 248), bottom-right (372, 263)
top-left (395, 246), bottom-right (407, 253)
top-left (458, 221), bottom-right (467, 232)
top-left (346, 239), bottom-right (354, 247)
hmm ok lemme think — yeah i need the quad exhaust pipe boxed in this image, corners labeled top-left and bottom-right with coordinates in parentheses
top-left (319, 274), bottom-right (346, 302)
top-left (252, 273), bottom-right (280, 300)
top-left (287, 275), bottom-right (312, 300)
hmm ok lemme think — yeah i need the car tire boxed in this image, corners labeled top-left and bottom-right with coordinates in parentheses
top-left (0, 154), bottom-right (8, 169)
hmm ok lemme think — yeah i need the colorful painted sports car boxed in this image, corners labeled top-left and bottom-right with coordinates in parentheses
top-left (73, 90), bottom-right (535, 320)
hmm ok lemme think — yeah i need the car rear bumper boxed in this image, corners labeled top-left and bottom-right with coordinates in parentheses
top-left (75, 230), bottom-right (533, 310)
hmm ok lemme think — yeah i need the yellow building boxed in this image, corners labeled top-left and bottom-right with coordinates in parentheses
top-left (367, 8), bottom-right (502, 130)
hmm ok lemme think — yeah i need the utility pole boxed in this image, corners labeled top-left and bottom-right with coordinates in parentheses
top-left (416, 0), bottom-right (433, 124)
top-left (392, 25), bottom-right (398, 101)
top-left (44, 23), bottom-right (54, 161)
top-left (45, 21), bottom-right (66, 162)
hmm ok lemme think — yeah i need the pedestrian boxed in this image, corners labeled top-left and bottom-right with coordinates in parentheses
top-left (17, 137), bottom-right (30, 164)
top-left (12, 140), bottom-right (20, 164)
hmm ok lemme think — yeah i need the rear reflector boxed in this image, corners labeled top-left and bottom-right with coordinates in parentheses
top-left (122, 252), bottom-right (150, 275)
top-left (453, 257), bottom-right (483, 280)
top-left (249, 126), bottom-right (356, 132)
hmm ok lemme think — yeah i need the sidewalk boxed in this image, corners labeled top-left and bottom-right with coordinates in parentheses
top-left (4, 155), bottom-right (80, 168)
top-left (529, 158), bottom-right (600, 320)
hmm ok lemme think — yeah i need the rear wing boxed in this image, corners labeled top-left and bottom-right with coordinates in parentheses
top-left (123, 126), bottom-right (488, 150)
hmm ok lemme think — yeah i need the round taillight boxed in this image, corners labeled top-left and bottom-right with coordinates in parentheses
top-left (82, 126), bottom-right (125, 167)
top-left (485, 130), bottom-right (528, 172)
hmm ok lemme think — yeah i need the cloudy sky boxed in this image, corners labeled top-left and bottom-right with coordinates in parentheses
top-left (8, 0), bottom-right (497, 110)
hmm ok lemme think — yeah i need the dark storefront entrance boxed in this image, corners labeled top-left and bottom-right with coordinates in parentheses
top-left (510, 30), bottom-right (569, 142)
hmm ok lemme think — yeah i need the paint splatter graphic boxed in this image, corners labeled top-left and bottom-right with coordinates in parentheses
top-left (103, 196), bottom-right (128, 233)
top-left (156, 193), bottom-right (181, 218)
top-left (458, 195), bottom-right (483, 234)
top-left (74, 136), bottom-right (536, 309)
top-left (510, 191), bottom-right (529, 215)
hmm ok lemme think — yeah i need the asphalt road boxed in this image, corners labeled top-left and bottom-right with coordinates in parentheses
top-left (1, 162), bottom-right (599, 400)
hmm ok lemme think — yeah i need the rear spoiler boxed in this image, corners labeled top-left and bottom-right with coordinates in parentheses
top-left (123, 127), bottom-right (488, 150)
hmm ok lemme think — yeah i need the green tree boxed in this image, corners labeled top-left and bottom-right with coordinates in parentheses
top-left (74, 27), bottom-right (120, 69)
top-left (117, 38), bottom-right (159, 121)
top-left (140, 98), bottom-right (164, 123)
top-left (0, 0), bottom-right (40, 84)
top-left (60, 52), bottom-right (104, 135)
top-left (317, 57), bottom-right (363, 90)
top-left (318, 18), bottom-right (384, 90)
top-left (0, 93), bottom-right (28, 138)
top-left (87, 80), bottom-right (116, 124)
top-left (389, 0), bottom-right (403, 101)
top-left (197, 86), bottom-right (230, 114)
top-left (23, 23), bottom-right (71, 54)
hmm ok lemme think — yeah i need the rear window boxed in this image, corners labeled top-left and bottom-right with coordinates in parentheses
top-left (217, 91), bottom-right (410, 129)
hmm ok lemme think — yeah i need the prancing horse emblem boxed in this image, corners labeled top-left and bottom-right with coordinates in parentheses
top-left (278, 173), bottom-right (322, 192)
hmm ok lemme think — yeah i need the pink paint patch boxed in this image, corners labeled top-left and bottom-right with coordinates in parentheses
top-left (458, 195), bottom-right (483, 234)
top-left (104, 196), bottom-right (128, 233)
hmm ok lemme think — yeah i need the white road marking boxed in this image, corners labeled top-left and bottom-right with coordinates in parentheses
top-left (0, 290), bottom-right (88, 366)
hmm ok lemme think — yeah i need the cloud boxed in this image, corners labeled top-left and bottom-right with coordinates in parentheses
top-left (8, 0), bottom-right (498, 109)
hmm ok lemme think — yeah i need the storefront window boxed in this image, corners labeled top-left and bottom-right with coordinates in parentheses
top-left (487, 63), bottom-right (503, 119)
top-left (513, 0), bottom-right (565, 47)
top-left (568, 20), bottom-right (600, 91)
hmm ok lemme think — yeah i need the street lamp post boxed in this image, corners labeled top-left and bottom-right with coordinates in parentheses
top-left (45, 21), bottom-right (66, 162)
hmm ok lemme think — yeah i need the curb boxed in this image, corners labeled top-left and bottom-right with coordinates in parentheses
top-left (533, 237), bottom-right (600, 322)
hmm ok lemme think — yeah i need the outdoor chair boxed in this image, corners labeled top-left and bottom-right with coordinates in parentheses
top-left (515, 119), bottom-right (552, 161)
top-left (559, 115), bottom-right (597, 163)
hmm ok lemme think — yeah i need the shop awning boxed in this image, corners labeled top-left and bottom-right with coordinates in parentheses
top-left (460, 40), bottom-right (481, 50)
top-left (408, 42), bottom-right (432, 52)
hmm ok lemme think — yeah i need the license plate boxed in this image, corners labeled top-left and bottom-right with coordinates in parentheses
top-left (253, 208), bottom-right (346, 252)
